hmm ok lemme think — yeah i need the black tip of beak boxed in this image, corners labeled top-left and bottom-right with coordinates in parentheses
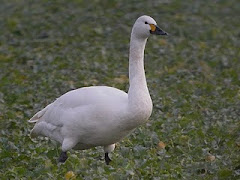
top-left (150, 26), bottom-right (168, 36)
top-left (161, 31), bottom-right (168, 36)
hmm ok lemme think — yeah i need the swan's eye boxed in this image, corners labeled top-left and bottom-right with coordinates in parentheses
top-left (145, 22), bottom-right (148, 24)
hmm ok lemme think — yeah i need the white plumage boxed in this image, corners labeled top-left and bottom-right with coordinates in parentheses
top-left (29, 15), bottom-right (167, 164)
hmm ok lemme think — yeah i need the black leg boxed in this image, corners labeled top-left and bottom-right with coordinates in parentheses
top-left (58, 151), bottom-right (68, 163)
top-left (105, 153), bottom-right (112, 165)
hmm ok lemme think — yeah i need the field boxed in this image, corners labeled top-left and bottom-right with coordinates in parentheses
top-left (0, 0), bottom-right (239, 179)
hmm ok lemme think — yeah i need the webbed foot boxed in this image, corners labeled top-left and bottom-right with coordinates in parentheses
top-left (58, 151), bottom-right (68, 163)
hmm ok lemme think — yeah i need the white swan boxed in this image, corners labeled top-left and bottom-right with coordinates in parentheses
top-left (29, 15), bottom-right (167, 165)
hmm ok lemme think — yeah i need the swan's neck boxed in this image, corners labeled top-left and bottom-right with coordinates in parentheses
top-left (128, 35), bottom-right (152, 110)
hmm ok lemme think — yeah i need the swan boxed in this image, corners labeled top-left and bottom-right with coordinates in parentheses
top-left (29, 15), bottom-right (168, 165)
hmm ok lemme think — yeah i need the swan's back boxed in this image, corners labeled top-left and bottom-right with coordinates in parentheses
top-left (55, 86), bottom-right (128, 108)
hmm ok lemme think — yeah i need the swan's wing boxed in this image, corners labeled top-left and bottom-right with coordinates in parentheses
top-left (29, 86), bottom-right (127, 122)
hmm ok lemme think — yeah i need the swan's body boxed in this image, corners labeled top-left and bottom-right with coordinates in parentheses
top-left (30, 86), bottom-right (144, 148)
top-left (29, 15), bottom-right (167, 164)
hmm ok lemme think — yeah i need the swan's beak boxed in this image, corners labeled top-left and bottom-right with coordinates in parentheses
top-left (150, 24), bottom-right (168, 35)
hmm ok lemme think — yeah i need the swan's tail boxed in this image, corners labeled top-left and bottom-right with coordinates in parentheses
top-left (28, 113), bottom-right (40, 123)
top-left (29, 103), bottom-right (53, 138)
top-left (28, 109), bottom-right (45, 123)
top-left (28, 104), bottom-right (52, 123)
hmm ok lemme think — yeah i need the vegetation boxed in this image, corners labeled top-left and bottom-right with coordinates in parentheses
top-left (0, 0), bottom-right (239, 179)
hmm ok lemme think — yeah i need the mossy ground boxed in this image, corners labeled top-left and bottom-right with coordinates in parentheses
top-left (0, 0), bottom-right (239, 179)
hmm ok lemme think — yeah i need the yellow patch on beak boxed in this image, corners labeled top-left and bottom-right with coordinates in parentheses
top-left (150, 24), bottom-right (156, 32)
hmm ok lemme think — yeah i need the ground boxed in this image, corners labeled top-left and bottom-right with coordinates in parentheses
top-left (0, 0), bottom-right (239, 179)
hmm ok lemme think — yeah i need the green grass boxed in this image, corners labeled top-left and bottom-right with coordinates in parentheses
top-left (0, 0), bottom-right (239, 179)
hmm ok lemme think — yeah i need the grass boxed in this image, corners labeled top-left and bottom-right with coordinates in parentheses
top-left (0, 0), bottom-right (239, 179)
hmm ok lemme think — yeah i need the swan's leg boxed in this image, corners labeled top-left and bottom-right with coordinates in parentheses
top-left (59, 138), bottom-right (77, 163)
top-left (105, 153), bottom-right (111, 165)
top-left (59, 151), bottom-right (68, 163)
top-left (103, 144), bottom-right (115, 165)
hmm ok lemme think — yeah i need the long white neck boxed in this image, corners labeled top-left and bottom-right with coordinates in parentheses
top-left (128, 34), bottom-right (151, 109)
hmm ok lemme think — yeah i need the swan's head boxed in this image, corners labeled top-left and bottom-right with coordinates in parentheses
top-left (132, 15), bottom-right (168, 39)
